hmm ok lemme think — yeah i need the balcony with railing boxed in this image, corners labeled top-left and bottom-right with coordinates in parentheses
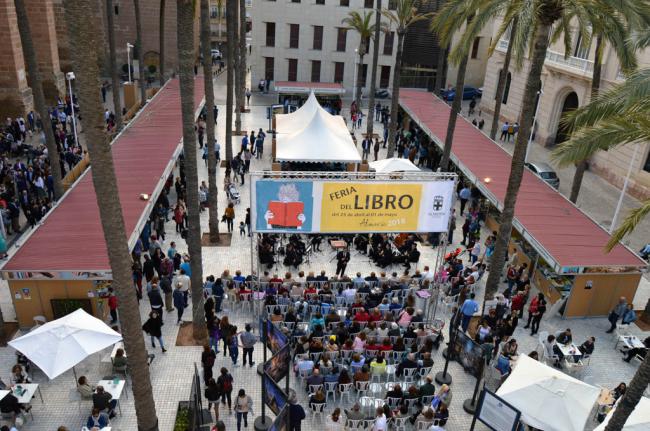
top-left (495, 39), bottom-right (594, 77)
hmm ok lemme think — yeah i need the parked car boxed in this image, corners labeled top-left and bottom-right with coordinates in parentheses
top-left (375, 89), bottom-right (391, 99)
top-left (211, 49), bottom-right (222, 60)
top-left (441, 86), bottom-right (482, 101)
top-left (525, 162), bottom-right (560, 189)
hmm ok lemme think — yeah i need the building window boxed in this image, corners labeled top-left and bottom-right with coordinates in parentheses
top-left (380, 65), bottom-right (390, 88)
top-left (471, 37), bottom-right (480, 59)
top-left (364, 0), bottom-right (374, 7)
top-left (311, 60), bottom-right (321, 82)
top-left (334, 62), bottom-right (345, 83)
top-left (340, 0), bottom-right (349, 5)
top-left (336, 28), bottom-right (347, 52)
top-left (388, 0), bottom-right (397, 10)
top-left (316, 0), bottom-right (325, 4)
top-left (289, 24), bottom-right (300, 48)
top-left (210, 6), bottom-right (218, 18)
top-left (264, 57), bottom-right (274, 80)
top-left (288, 59), bottom-right (298, 81)
top-left (265, 22), bottom-right (275, 47)
top-left (503, 72), bottom-right (511, 104)
top-left (312, 26), bottom-right (323, 50)
top-left (573, 32), bottom-right (591, 59)
top-left (383, 32), bottom-right (394, 56)
top-left (359, 64), bottom-right (368, 87)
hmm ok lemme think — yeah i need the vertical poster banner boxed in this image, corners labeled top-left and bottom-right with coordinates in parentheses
top-left (255, 180), bottom-right (314, 232)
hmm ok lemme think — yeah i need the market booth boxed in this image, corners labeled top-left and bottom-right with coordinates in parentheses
top-left (274, 81), bottom-right (345, 113)
top-left (0, 78), bottom-right (205, 328)
top-left (399, 89), bottom-right (646, 317)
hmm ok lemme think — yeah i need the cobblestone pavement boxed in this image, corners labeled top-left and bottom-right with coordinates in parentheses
top-left (0, 75), bottom-right (647, 430)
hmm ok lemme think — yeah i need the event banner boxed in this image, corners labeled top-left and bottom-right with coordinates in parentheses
top-left (252, 179), bottom-right (454, 233)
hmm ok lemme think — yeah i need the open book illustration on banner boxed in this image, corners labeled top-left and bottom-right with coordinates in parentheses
top-left (264, 184), bottom-right (306, 229)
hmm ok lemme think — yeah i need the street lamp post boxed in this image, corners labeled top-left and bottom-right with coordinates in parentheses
top-left (352, 48), bottom-right (359, 103)
top-left (66, 72), bottom-right (79, 147)
top-left (610, 143), bottom-right (640, 234)
top-left (525, 88), bottom-right (543, 163)
top-left (126, 43), bottom-right (134, 83)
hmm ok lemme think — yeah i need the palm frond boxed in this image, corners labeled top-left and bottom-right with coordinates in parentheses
top-left (606, 198), bottom-right (650, 251)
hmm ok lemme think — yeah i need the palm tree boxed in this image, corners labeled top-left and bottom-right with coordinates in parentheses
top-left (225, 0), bottom-right (236, 163)
top-left (343, 11), bottom-right (376, 112)
top-left (483, 0), bottom-right (602, 301)
top-left (489, 17), bottom-right (517, 141)
top-left (177, 0), bottom-right (208, 343)
top-left (233, 0), bottom-right (242, 134)
top-left (432, 0), bottom-right (447, 94)
top-left (567, 0), bottom-right (649, 203)
top-left (382, 0), bottom-right (434, 158)
top-left (238, 0), bottom-right (247, 114)
top-left (134, 0), bottom-right (147, 105)
top-left (106, 0), bottom-right (123, 129)
top-left (63, 0), bottom-right (159, 428)
top-left (365, 0), bottom-right (382, 143)
top-left (14, 0), bottom-right (64, 200)
top-left (201, 0), bottom-right (220, 243)
top-left (159, 0), bottom-right (166, 85)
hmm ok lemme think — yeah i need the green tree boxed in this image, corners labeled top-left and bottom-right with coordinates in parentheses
top-left (382, 0), bottom-right (434, 158)
top-left (343, 11), bottom-right (376, 113)
top-left (134, 0), bottom-right (147, 105)
top-left (159, 0), bottom-right (166, 85)
top-left (14, 0), bottom-right (64, 200)
top-left (201, 0), bottom-right (220, 243)
top-left (177, 0), bottom-right (208, 343)
top-left (64, 0), bottom-right (159, 428)
top-left (365, 0), bottom-right (382, 142)
top-left (106, 0), bottom-right (123, 129)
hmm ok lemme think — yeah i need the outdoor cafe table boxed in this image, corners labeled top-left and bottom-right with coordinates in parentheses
top-left (12, 383), bottom-right (43, 404)
top-left (97, 379), bottom-right (125, 415)
top-left (616, 335), bottom-right (646, 350)
top-left (556, 343), bottom-right (583, 361)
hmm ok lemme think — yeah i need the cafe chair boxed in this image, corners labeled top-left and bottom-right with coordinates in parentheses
top-left (416, 420), bottom-right (435, 431)
top-left (355, 380), bottom-right (370, 398)
top-left (392, 416), bottom-right (409, 431)
top-left (32, 315), bottom-right (47, 327)
top-left (324, 381), bottom-right (337, 403)
top-left (402, 367), bottom-right (419, 384)
top-left (345, 419), bottom-right (365, 430)
top-left (385, 397), bottom-right (401, 410)
top-left (309, 402), bottom-right (325, 421)
top-left (339, 382), bottom-right (353, 403)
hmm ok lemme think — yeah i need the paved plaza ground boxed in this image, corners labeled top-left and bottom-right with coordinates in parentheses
top-left (0, 74), bottom-right (648, 430)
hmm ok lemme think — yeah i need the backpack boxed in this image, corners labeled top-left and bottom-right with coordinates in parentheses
top-left (507, 125), bottom-right (514, 134)
top-left (222, 374), bottom-right (233, 392)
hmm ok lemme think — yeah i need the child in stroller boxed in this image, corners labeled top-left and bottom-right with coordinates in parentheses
top-left (226, 182), bottom-right (240, 204)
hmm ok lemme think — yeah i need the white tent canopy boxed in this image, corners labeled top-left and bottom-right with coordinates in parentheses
top-left (496, 354), bottom-right (600, 431)
top-left (275, 92), bottom-right (361, 163)
top-left (369, 157), bottom-right (420, 172)
top-left (9, 308), bottom-right (122, 380)
top-left (595, 396), bottom-right (650, 431)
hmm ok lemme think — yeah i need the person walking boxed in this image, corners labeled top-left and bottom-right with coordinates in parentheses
top-left (202, 344), bottom-right (217, 384)
top-left (458, 185), bottom-right (470, 216)
top-left (240, 324), bottom-right (258, 367)
top-left (205, 378), bottom-right (222, 422)
top-left (245, 208), bottom-right (251, 237)
top-left (234, 389), bottom-right (253, 431)
top-left (142, 311), bottom-right (166, 352)
top-left (245, 89), bottom-right (252, 106)
top-left (607, 297), bottom-right (628, 333)
top-left (224, 203), bottom-right (235, 233)
top-left (160, 274), bottom-right (174, 312)
top-left (217, 368), bottom-right (234, 413)
top-left (500, 122), bottom-right (509, 141)
top-left (229, 327), bottom-right (240, 367)
top-left (527, 293), bottom-right (546, 336)
top-left (107, 287), bottom-right (118, 324)
top-left (460, 293), bottom-right (479, 332)
top-left (173, 283), bottom-right (186, 324)
top-left (148, 282), bottom-right (164, 322)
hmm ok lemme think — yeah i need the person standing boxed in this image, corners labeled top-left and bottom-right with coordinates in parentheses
top-left (142, 311), bottom-right (166, 352)
top-left (500, 122), bottom-right (509, 141)
top-left (245, 88), bottom-right (252, 106)
top-left (255, 134), bottom-right (263, 159)
top-left (459, 293), bottom-right (479, 332)
top-left (361, 136), bottom-right (371, 161)
top-left (224, 203), bottom-right (235, 233)
top-left (458, 185), bottom-right (471, 216)
top-left (607, 297), bottom-right (628, 333)
top-left (160, 269), bottom-right (174, 312)
top-left (335, 247), bottom-right (350, 277)
top-left (217, 368), bottom-right (234, 413)
top-left (288, 394), bottom-right (306, 431)
top-left (373, 138), bottom-right (380, 161)
top-left (245, 208), bottom-right (251, 237)
top-left (229, 327), bottom-right (240, 367)
top-left (148, 282), bottom-right (164, 321)
top-left (234, 389), bottom-right (253, 431)
top-left (173, 283), bottom-right (186, 324)
top-left (173, 268), bottom-right (191, 306)
top-left (205, 378), bottom-right (222, 422)
top-left (107, 287), bottom-right (118, 323)
top-left (240, 324), bottom-right (258, 367)
top-left (202, 344), bottom-right (217, 384)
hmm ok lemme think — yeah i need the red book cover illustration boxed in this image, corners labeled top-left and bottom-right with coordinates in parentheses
top-left (267, 201), bottom-right (304, 228)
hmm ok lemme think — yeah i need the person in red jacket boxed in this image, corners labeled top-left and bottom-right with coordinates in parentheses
top-left (108, 287), bottom-right (118, 323)
top-left (510, 292), bottom-right (525, 317)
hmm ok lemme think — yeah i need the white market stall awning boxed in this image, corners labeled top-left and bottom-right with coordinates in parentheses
top-left (595, 396), bottom-right (650, 431)
top-left (275, 91), bottom-right (321, 133)
top-left (369, 157), bottom-right (420, 173)
top-left (496, 354), bottom-right (600, 431)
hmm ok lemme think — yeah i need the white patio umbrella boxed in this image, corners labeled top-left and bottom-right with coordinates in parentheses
top-left (369, 157), bottom-right (420, 173)
top-left (594, 396), bottom-right (650, 431)
top-left (9, 308), bottom-right (122, 380)
top-left (496, 354), bottom-right (600, 431)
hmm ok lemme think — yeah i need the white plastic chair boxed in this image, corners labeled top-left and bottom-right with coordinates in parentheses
top-left (324, 381), bottom-right (337, 403)
top-left (339, 382), bottom-right (354, 403)
top-left (310, 402), bottom-right (325, 421)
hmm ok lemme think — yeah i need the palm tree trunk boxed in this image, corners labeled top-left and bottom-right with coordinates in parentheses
top-left (233, 0), bottom-right (242, 134)
top-left (355, 49), bottom-right (365, 111)
top-left (434, 46), bottom-right (447, 93)
top-left (177, 0), bottom-right (208, 343)
top-left (14, 0), bottom-right (64, 200)
top-left (64, 0), bottom-right (159, 428)
top-left (159, 0), bottom-right (166, 85)
top-left (134, 0), bottom-right (147, 105)
top-left (365, 0), bottom-right (382, 140)
top-left (106, 0), bottom-right (123, 129)
top-left (484, 14), bottom-right (558, 301)
top-left (201, 0), bottom-right (220, 243)
top-left (386, 31), bottom-right (404, 158)
top-left (225, 0), bottom-right (235, 162)
top-left (238, 0), bottom-right (247, 113)
top-left (490, 17), bottom-right (518, 141)
top-left (440, 50), bottom-right (469, 171)
top-left (569, 34), bottom-right (602, 204)
top-left (604, 354), bottom-right (650, 431)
